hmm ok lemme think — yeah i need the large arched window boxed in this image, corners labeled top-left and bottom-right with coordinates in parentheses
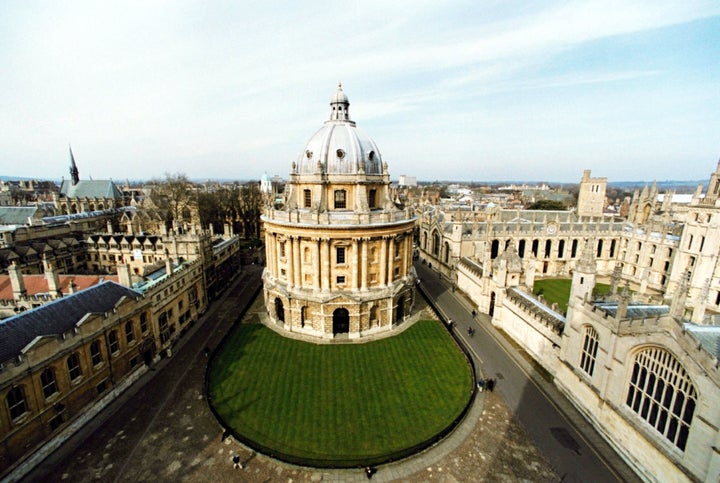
top-left (432, 232), bottom-right (439, 257)
top-left (579, 326), bottom-right (599, 376)
top-left (6, 386), bottom-right (28, 420)
top-left (625, 347), bottom-right (696, 451)
top-left (444, 242), bottom-right (450, 263)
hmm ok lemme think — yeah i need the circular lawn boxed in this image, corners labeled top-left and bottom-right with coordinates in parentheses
top-left (207, 320), bottom-right (473, 467)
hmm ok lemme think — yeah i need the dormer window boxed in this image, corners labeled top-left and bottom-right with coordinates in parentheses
top-left (369, 151), bottom-right (375, 161)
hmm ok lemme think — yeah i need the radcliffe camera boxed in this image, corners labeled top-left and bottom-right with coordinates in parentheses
top-left (1, 3), bottom-right (719, 482)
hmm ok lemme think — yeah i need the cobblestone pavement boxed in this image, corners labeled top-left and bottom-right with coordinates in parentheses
top-left (33, 267), bottom-right (559, 483)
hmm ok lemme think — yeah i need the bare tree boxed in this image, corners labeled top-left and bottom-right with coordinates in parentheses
top-left (149, 173), bottom-right (196, 227)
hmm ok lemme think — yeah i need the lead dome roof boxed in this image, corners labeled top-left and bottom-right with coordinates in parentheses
top-left (295, 84), bottom-right (383, 175)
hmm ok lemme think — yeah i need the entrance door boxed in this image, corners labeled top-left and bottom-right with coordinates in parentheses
top-left (333, 308), bottom-right (350, 335)
top-left (395, 295), bottom-right (405, 323)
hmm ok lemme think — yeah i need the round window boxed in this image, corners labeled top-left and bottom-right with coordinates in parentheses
top-left (336, 149), bottom-right (345, 159)
top-left (306, 150), bottom-right (313, 159)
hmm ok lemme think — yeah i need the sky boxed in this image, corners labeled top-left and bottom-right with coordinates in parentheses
top-left (1, 1), bottom-right (719, 183)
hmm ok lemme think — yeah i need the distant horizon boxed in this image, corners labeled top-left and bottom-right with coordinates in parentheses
top-left (0, 173), bottom-right (707, 188)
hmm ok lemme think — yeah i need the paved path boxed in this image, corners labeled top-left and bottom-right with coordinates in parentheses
top-left (21, 264), bottom-right (602, 482)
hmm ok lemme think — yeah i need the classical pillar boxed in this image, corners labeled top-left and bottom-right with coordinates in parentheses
top-left (264, 232), bottom-right (273, 276)
top-left (268, 232), bottom-right (277, 277)
top-left (402, 235), bottom-right (410, 277)
top-left (313, 238), bottom-right (320, 291)
top-left (293, 237), bottom-right (302, 287)
top-left (352, 238), bottom-right (359, 290)
top-left (321, 238), bottom-right (330, 291)
top-left (380, 237), bottom-right (388, 286)
top-left (387, 237), bottom-right (395, 284)
top-left (287, 236), bottom-right (294, 289)
top-left (361, 238), bottom-right (368, 291)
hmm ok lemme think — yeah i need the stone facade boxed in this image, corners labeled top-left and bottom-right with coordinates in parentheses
top-left (443, 161), bottom-right (720, 481)
top-left (261, 86), bottom-right (416, 339)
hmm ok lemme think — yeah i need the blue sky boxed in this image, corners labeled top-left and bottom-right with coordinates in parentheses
top-left (1, 1), bottom-right (718, 183)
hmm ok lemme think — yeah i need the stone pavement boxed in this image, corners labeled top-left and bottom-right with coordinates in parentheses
top-left (29, 266), bottom-right (559, 482)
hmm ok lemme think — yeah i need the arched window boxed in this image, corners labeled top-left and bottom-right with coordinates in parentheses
top-left (304, 189), bottom-right (312, 208)
top-left (432, 232), bottom-right (439, 257)
top-left (108, 330), bottom-right (119, 355)
top-left (41, 368), bottom-right (58, 399)
top-left (6, 386), bottom-right (28, 420)
top-left (301, 306), bottom-right (308, 328)
top-left (304, 247), bottom-right (311, 264)
top-left (67, 353), bottom-right (83, 382)
top-left (596, 239), bottom-right (604, 258)
top-left (579, 326), bottom-right (599, 376)
top-left (369, 306), bottom-right (378, 327)
top-left (444, 242), bottom-right (450, 263)
top-left (90, 340), bottom-right (102, 366)
top-left (334, 190), bottom-right (347, 209)
top-left (125, 320), bottom-right (135, 344)
top-left (625, 347), bottom-right (696, 451)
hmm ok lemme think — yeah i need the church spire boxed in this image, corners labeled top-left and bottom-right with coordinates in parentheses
top-left (69, 145), bottom-right (80, 186)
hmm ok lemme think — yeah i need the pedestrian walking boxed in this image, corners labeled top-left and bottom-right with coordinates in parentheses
top-left (477, 378), bottom-right (485, 392)
top-left (365, 466), bottom-right (376, 479)
top-left (486, 378), bottom-right (495, 392)
top-left (232, 454), bottom-right (242, 469)
top-left (472, 309), bottom-right (476, 318)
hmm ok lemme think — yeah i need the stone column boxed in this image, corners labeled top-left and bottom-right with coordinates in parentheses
top-left (380, 237), bottom-right (388, 286)
top-left (287, 237), bottom-right (294, 289)
top-left (313, 238), bottom-right (320, 291)
top-left (387, 237), bottom-right (395, 284)
top-left (321, 238), bottom-right (330, 291)
top-left (293, 237), bottom-right (302, 287)
top-left (266, 232), bottom-right (275, 277)
top-left (352, 238), bottom-right (359, 291)
top-left (361, 238), bottom-right (368, 291)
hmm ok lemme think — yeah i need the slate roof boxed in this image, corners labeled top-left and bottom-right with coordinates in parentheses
top-left (0, 281), bottom-right (141, 364)
top-left (59, 180), bottom-right (123, 200)
top-left (593, 303), bottom-right (670, 319)
top-left (0, 206), bottom-right (39, 225)
top-left (684, 323), bottom-right (720, 359)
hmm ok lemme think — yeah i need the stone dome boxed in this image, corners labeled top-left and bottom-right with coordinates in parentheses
top-left (295, 84), bottom-right (383, 175)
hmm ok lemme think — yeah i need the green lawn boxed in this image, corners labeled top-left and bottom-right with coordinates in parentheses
top-left (208, 321), bottom-right (472, 466)
top-left (533, 278), bottom-right (610, 313)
